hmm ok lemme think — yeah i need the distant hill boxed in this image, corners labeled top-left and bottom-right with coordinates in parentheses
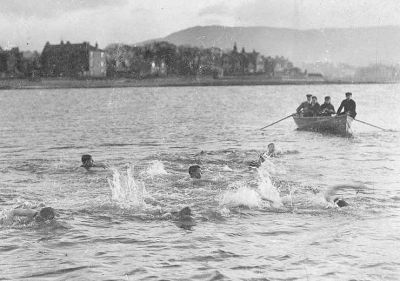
top-left (140, 25), bottom-right (400, 66)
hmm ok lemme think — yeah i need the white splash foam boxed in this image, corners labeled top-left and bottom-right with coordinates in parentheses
top-left (0, 208), bottom-right (14, 226)
top-left (220, 186), bottom-right (263, 209)
top-left (141, 160), bottom-right (168, 178)
top-left (222, 165), bottom-right (233, 172)
top-left (219, 164), bottom-right (283, 209)
top-left (257, 169), bottom-right (282, 208)
top-left (259, 157), bottom-right (277, 174)
top-left (108, 165), bottom-right (148, 209)
top-left (219, 207), bottom-right (231, 217)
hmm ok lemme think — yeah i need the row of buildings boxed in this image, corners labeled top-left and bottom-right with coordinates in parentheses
top-left (0, 41), bottom-right (323, 81)
top-left (0, 41), bottom-right (107, 79)
top-left (106, 41), bottom-right (316, 80)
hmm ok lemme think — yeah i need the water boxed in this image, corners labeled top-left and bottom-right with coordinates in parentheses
top-left (0, 84), bottom-right (399, 280)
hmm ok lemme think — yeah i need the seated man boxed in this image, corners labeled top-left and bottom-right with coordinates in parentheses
top-left (319, 96), bottom-right (335, 116)
top-left (81, 154), bottom-right (107, 170)
top-left (337, 92), bottom-right (357, 118)
top-left (309, 96), bottom-right (320, 117)
top-left (296, 94), bottom-right (313, 117)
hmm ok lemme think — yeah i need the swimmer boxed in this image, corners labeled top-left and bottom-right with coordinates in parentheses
top-left (189, 165), bottom-right (202, 179)
top-left (81, 154), bottom-right (107, 170)
top-left (333, 198), bottom-right (349, 207)
top-left (266, 143), bottom-right (278, 157)
top-left (248, 154), bottom-right (266, 168)
top-left (194, 150), bottom-right (206, 157)
top-left (160, 206), bottom-right (195, 229)
top-left (173, 206), bottom-right (195, 229)
top-left (261, 143), bottom-right (298, 159)
top-left (8, 207), bottom-right (55, 223)
top-left (176, 206), bottom-right (192, 220)
top-left (323, 184), bottom-right (361, 208)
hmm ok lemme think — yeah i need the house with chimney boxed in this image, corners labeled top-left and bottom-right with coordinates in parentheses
top-left (0, 47), bottom-right (23, 78)
top-left (40, 41), bottom-right (106, 77)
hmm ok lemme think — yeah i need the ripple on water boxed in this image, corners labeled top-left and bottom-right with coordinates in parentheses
top-left (1, 86), bottom-right (399, 280)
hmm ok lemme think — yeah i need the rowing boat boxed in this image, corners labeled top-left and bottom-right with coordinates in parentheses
top-left (292, 114), bottom-right (353, 136)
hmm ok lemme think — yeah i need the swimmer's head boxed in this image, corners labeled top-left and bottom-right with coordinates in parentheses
top-left (35, 207), bottom-right (55, 222)
top-left (179, 207), bottom-right (192, 218)
top-left (81, 154), bottom-right (94, 167)
top-left (333, 198), bottom-right (348, 208)
top-left (188, 165), bottom-right (201, 179)
top-left (267, 143), bottom-right (275, 153)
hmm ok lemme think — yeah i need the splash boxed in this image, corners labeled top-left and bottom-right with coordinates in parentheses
top-left (108, 165), bottom-right (148, 209)
top-left (0, 208), bottom-right (14, 226)
top-left (140, 160), bottom-right (168, 178)
top-left (222, 165), bottom-right (233, 172)
top-left (219, 164), bottom-right (283, 209)
top-left (219, 186), bottom-right (263, 209)
top-left (260, 157), bottom-right (277, 174)
top-left (257, 168), bottom-right (282, 208)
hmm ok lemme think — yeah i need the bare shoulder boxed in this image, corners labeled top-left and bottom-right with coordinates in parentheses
top-left (12, 208), bottom-right (37, 218)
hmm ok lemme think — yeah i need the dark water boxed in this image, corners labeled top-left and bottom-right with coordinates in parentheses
top-left (0, 85), bottom-right (399, 280)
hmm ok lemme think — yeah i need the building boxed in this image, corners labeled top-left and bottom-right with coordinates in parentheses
top-left (150, 60), bottom-right (167, 76)
top-left (307, 73), bottom-right (325, 82)
top-left (0, 47), bottom-right (23, 78)
top-left (40, 41), bottom-right (106, 77)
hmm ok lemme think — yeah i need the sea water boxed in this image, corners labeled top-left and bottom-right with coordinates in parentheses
top-left (0, 84), bottom-right (399, 280)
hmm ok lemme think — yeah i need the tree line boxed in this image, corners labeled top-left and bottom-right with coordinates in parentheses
top-left (0, 41), bottom-right (295, 79)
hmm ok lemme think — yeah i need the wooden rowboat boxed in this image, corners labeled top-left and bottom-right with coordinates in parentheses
top-left (292, 114), bottom-right (353, 136)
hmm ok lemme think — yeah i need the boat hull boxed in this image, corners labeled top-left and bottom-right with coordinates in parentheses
top-left (292, 114), bottom-right (353, 136)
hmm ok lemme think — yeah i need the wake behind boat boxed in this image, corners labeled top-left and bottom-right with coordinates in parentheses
top-left (292, 114), bottom-right (353, 136)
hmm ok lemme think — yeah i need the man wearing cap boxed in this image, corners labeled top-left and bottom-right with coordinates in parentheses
top-left (337, 92), bottom-right (357, 118)
top-left (320, 96), bottom-right (335, 116)
top-left (296, 94), bottom-right (313, 117)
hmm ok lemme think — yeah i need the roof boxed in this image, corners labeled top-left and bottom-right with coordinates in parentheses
top-left (42, 41), bottom-right (104, 54)
top-left (308, 73), bottom-right (324, 77)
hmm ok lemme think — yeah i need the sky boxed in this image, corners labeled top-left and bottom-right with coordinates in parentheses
top-left (0, 0), bottom-right (398, 51)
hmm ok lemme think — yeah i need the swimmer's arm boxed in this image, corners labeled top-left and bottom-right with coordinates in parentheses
top-left (323, 184), bottom-right (363, 201)
top-left (93, 162), bottom-right (108, 169)
top-left (11, 209), bottom-right (37, 218)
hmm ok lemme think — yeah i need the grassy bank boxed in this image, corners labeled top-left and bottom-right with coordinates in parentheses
top-left (0, 76), bottom-right (385, 90)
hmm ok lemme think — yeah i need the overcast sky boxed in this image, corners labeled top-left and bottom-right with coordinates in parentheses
top-left (0, 0), bottom-right (398, 51)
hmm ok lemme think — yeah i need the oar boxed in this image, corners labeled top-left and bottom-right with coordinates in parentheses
top-left (260, 113), bottom-right (295, 130)
top-left (354, 119), bottom-right (387, 131)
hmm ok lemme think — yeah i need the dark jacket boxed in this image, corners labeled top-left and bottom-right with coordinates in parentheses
top-left (337, 99), bottom-right (357, 118)
top-left (320, 103), bottom-right (335, 116)
top-left (310, 102), bottom-right (320, 116)
top-left (296, 101), bottom-right (311, 113)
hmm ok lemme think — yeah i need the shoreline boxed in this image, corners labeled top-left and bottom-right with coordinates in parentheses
top-left (0, 77), bottom-right (394, 90)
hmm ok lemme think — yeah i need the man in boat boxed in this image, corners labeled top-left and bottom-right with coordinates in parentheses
top-left (309, 96), bottom-right (321, 117)
top-left (337, 92), bottom-right (357, 118)
top-left (319, 96), bottom-right (335, 116)
top-left (296, 94), bottom-right (313, 117)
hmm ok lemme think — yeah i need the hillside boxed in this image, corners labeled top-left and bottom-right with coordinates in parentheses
top-left (146, 25), bottom-right (400, 66)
